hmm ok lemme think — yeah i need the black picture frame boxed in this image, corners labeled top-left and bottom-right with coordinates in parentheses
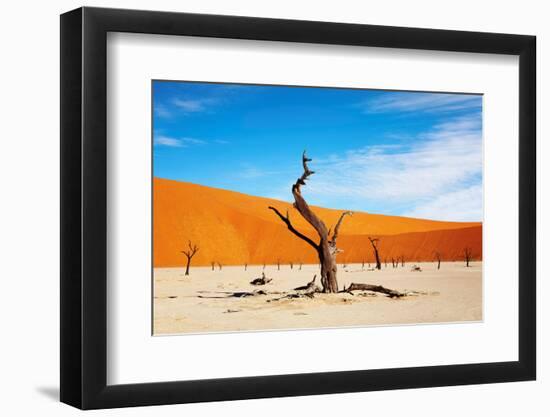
top-left (60, 6), bottom-right (536, 410)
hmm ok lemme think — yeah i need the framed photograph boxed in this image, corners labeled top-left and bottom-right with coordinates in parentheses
top-left (60, 6), bottom-right (536, 409)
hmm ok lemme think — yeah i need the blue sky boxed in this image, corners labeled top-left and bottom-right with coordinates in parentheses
top-left (153, 81), bottom-right (482, 222)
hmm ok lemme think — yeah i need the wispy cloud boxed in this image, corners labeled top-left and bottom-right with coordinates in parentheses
top-left (154, 135), bottom-right (206, 148)
top-left (359, 92), bottom-right (482, 114)
top-left (305, 114), bottom-right (482, 221)
top-left (154, 104), bottom-right (172, 118)
top-left (154, 97), bottom-right (221, 118)
top-left (173, 97), bottom-right (219, 113)
top-left (403, 184), bottom-right (482, 222)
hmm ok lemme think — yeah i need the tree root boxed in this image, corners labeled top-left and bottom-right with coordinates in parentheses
top-left (293, 275), bottom-right (321, 292)
top-left (341, 283), bottom-right (407, 298)
top-left (197, 276), bottom-right (431, 302)
top-left (197, 289), bottom-right (268, 299)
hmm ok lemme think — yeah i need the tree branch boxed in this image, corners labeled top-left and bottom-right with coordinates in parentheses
top-left (368, 237), bottom-right (379, 247)
top-left (292, 150), bottom-right (315, 194)
top-left (290, 151), bottom-right (329, 239)
top-left (182, 240), bottom-right (199, 258)
top-left (268, 206), bottom-right (319, 250)
top-left (331, 211), bottom-right (353, 244)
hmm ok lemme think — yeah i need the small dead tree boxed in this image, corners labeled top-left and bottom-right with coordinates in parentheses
top-left (250, 272), bottom-right (272, 286)
top-left (269, 151), bottom-right (352, 293)
top-left (299, 262), bottom-right (303, 270)
top-left (244, 263), bottom-right (248, 271)
top-left (362, 260), bottom-right (365, 270)
top-left (277, 259), bottom-right (281, 271)
top-left (368, 237), bottom-right (382, 270)
top-left (181, 241), bottom-right (199, 276)
top-left (211, 261), bottom-right (215, 271)
top-left (217, 262), bottom-right (222, 271)
top-left (263, 262), bottom-right (266, 270)
top-left (463, 248), bottom-right (472, 267)
top-left (290, 261), bottom-right (294, 269)
top-left (401, 256), bottom-right (405, 267)
top-left (434, 251), bottom-right (441, 270)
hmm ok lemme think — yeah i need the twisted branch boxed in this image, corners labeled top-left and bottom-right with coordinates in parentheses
top-left (290, 151), bottom-right (329, 239)
top-left (331, 211), bottom-right (353, 245)
top-left (268, 206), bottom-right (319, 250)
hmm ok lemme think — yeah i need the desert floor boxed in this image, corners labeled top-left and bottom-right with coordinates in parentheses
top-left (153, 262), bottom-right (482, 335)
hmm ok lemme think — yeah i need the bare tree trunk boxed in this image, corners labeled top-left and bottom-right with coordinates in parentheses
top-left (181, 241), bottom-right (199, 276)
top-left (318, 242), bottom-right (338, 293)
top-left (268, 152), bottom-right (352, 293)
top-left (185, 257), bottom-right (191, 275)
top-left (368, 237), bottom-right (382, 270)
top-left (463, 248), bottom-right (472, 267)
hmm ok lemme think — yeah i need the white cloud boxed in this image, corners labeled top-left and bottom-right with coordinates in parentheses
top-left (154, 135), bottom-right (206, 147)
top-left (305, 114), bottom-right (482, 221)
top-left (403, 184), bottom-right (482, 222)
top-left (360, 92), bottom-right (481, 114)
top-left (172, 97), bottom-right (218, 113)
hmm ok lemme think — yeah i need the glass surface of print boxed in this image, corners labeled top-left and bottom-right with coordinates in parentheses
top-left (152, 81), bottom-right (483, 335)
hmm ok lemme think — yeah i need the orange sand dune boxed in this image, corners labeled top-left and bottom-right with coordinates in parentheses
top-left (153, 178), bottom-right (482, 267)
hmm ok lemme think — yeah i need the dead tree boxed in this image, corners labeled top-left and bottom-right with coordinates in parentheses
top-left (463, 248), bottom-right (472, 267)
top-left (245, 263), bottom-right (248, 271)
top-left (368, 237), bottom-right (382, 270)
top-left (299, 262), bottom-right (302, 270)
top-left (434, 251), bottom-right (441, 270)
top-left (250, 272), bottom-right (272, 286)
top-left (384, 258), bottom-right (388, 268)
top-left (268, 151), bottom-right (352, 293)
top-left (277, 259), bottom-right (281, 271)
top-left (211, 261), bottom-right (215, 271)
top-left (290, 261), bottom-right (294, 269)
top-left (362, 260), bottom-right (365, 270)
top-left (181, 241), bottom-right (199, 276)
top-left (217, 262), bottom-right (222, 271)
top-left (263, 262), bottom-right (266, 270)
top-left (343, 283), bottom-right (406, 298)
top-left (294, 275), bottom-right (320, 293)
top-left (401, 256), bottom-right (405, 267)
